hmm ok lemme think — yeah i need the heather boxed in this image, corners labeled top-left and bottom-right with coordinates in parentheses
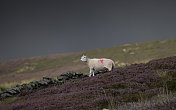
top-left (117, 92), bottom-right (176, 110)
top-left (1, 56), bottom-right (176, 110)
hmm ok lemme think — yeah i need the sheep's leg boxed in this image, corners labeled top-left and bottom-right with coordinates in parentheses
top-left (92, 70), bottom-right (95, 76)
top-left (107, 67), bottom-right (112, 71)
top-left (89, 68), bottom-right (93, 77)
top-left (106, 66), bottom-right (112, 71)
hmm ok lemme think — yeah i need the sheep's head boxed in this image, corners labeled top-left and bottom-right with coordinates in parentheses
top-left (80, 55), bottom-right (87, 62)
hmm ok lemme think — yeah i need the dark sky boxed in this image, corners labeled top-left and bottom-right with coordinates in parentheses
top-left (0, 0), bottom-right (176, 61)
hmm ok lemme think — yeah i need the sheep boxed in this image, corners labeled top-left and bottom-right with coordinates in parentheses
top-left (80, 55), bottom-right (115, 77)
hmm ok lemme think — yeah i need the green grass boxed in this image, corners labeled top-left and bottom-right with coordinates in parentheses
top-left (1, 97), bottom-right (18, 104)
top-left (84, 39), bottom-right (176, 64)
top-left (0, 82), bottom-right (18, 93)
top-left (158, 71), bottom-right (176, 92)
top-left (0, 78), bottom-right (36, 93)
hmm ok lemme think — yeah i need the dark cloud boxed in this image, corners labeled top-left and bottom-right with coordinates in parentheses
top-left (0, 0), bottom-right (176, 61)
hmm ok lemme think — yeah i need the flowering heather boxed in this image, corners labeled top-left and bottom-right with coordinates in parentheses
top-left (1, 56), bottom-right (176, 110)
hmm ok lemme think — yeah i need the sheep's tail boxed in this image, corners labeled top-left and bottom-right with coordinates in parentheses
top-left (112, 61), bottom-right (115, 70)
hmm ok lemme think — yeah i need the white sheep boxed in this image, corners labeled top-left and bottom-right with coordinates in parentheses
top-left (80, 55), bottom-right (115, 77)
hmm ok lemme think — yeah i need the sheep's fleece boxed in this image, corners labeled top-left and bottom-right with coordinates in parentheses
top-left (80, 55), bottom-right (115, 77)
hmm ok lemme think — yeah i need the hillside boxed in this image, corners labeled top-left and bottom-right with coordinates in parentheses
top-left (0, 38), bottom-right (176, 84)
top-left (0, 56), bottom-right (176, 110)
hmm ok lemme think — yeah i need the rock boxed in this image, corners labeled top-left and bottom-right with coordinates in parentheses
top-left (60, 72), bottom-right (73, 78)
top-left (26, 84), bottom-right (33, 90)
top-left (12, 87), bottom-right (21, 93)
top-left (16, 85), bottom-right (24, 90)
top-left (43, 77), bottom-right (51, 80)
top-left (42, 77), bottom-right (57, 84)
top-left (5, 88), bottom-right (19, 95)
top-left (38, 81), bottom-right (47, 86)
top-left (57, 71), bottom-right (84, 82)
top-left (42, 80), bottom-right (51, 85)
top-left (72, 72), bottom-right (84, 78)
top-left (51, 78), bottom-right (57, 83)
top-left (28, 82), bottom-right (38, 89)
top-left (0, 93), bottom-right (12, 99)
top-left (83, 74), bottom-right (89, 77)
top-left (57, 75), bottom-right (69, 81)
top-left (0, 71), bottom-right (98, 100)
top-left (57, 75), bottom-right (69, 82)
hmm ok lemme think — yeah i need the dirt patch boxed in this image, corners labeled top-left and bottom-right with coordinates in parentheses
top-left (0, 64), bottom-right (87, 84)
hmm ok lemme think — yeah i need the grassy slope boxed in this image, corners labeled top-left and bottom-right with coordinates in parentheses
top-left (0, 38), bottom-right (176, 82)
top-left (1, 56), bottom-right (176, 110)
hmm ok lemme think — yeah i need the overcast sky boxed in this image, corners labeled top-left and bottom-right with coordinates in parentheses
top-left (0, 0), bottom-right (176, 61)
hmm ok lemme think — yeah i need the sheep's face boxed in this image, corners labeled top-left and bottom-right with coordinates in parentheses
top-left (80, 55), bottom-right (87, 62)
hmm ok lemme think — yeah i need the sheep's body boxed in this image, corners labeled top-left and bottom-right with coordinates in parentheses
top-left (87, 58), bottom-right (114, 71)
top-left (81, 55), bottom-right (115, 77)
